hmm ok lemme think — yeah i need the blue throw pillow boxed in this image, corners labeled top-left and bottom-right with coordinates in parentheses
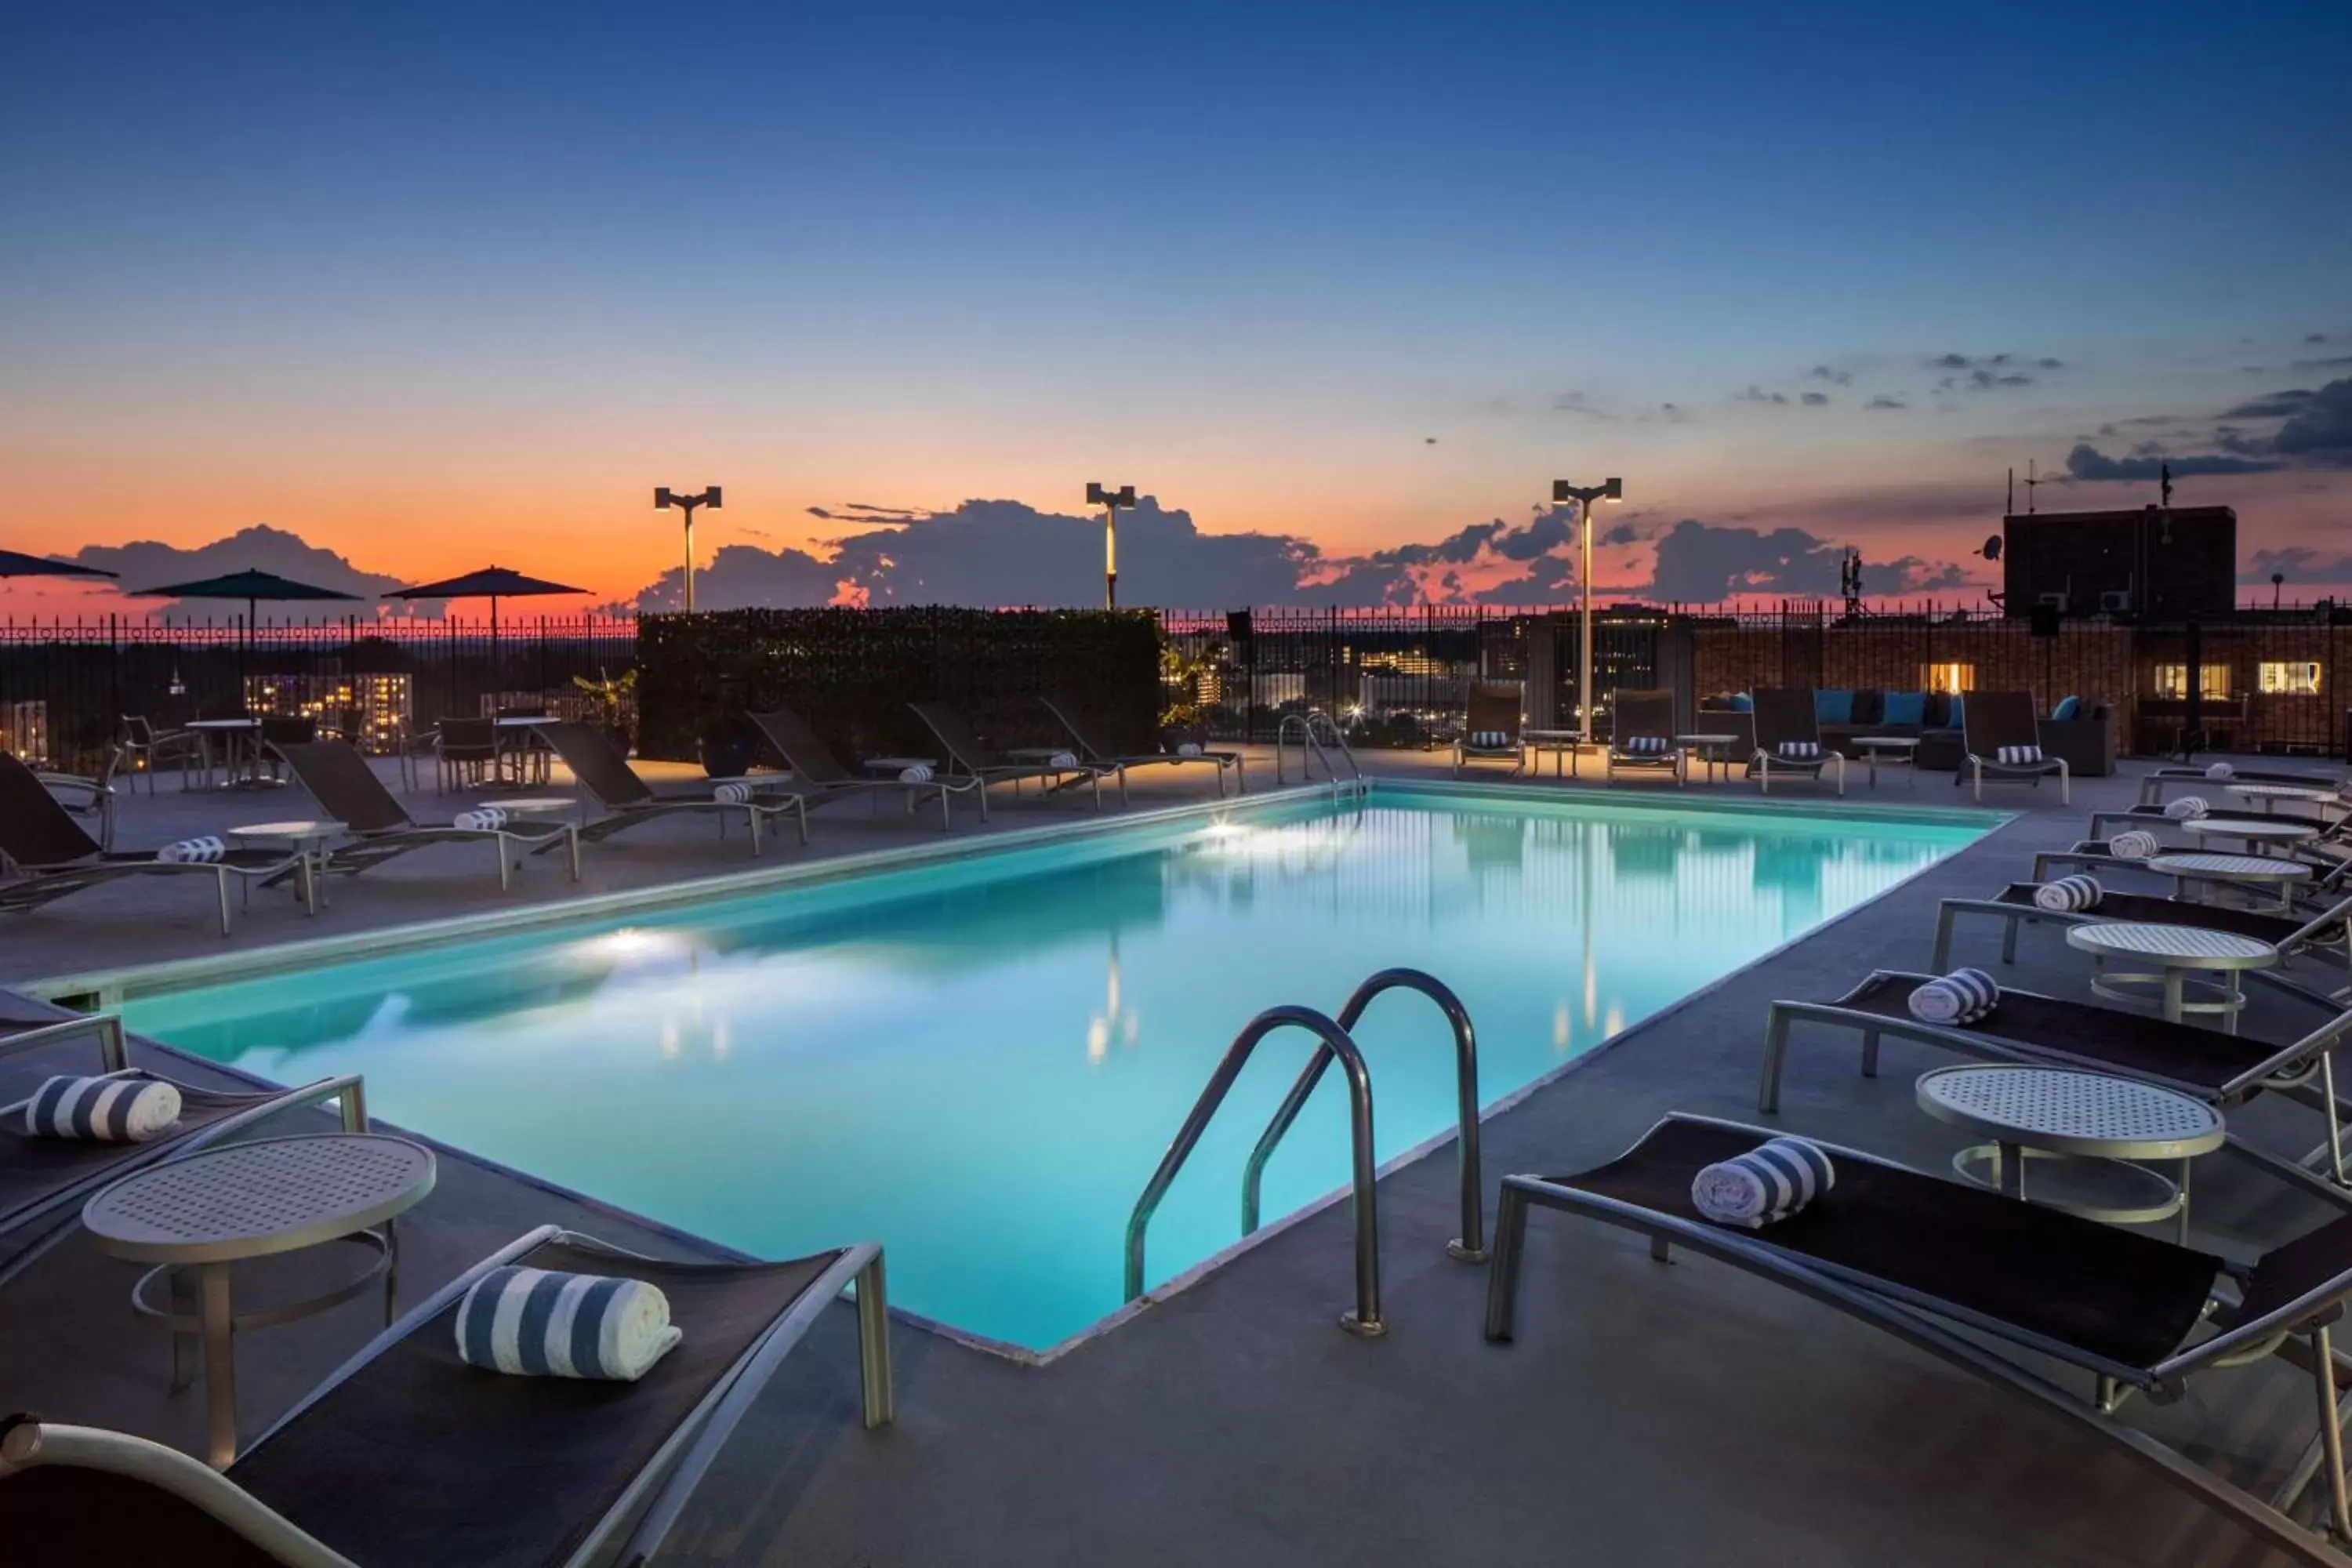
top-left (1881, 690), bottom-right (1926, 727)
top-left (2052, 695), bottom-right (2081, 721)
top-left (1730, 691), bottom-right (1753, 713)
top-left (1814, 689), bottom-right (1854, 725)
top-left (1948, 694), bottom-right (1965, 725)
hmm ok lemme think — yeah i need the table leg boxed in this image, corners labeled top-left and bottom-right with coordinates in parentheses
top-left (2225, 971), bottom-right (2244, 1036)
top-left (2163, 967), bottom-right (2185, 1025)
top-left (2177, 1157), bottom-right (2193, 1245)
top-left (169, 1266), bottom-right (198, 1393)
top-left (1866, 752), bottom-right (1877, 789)
top-left (383, 1216), bottom-right (401, 1326)
top-left (200, 1261), bottom-right (237, 1468)
top-left (1999, 1141), bottom-right (2024, 1200)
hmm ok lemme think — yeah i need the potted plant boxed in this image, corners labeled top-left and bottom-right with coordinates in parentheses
top-left (698, 712), bottom-right (754, 779)
top-left (572, 667), bottom-right (637, 755)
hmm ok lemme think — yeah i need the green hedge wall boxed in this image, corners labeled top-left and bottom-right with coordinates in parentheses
top-left (635, 607), bottom-right (1163, 765)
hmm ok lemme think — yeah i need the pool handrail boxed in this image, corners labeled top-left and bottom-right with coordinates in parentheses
top-left (1123, 1004), bottom-right (1386, 1335)
top-left (1240, 967), bottom-right (1485, 1262)
top-left (1275, 710), bottom-right (1366, 800)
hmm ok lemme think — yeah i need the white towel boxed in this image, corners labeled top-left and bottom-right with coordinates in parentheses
top-left (1995, 744), bottom-right (2043, 764)
top-left (1776, 741), bottom-right (1821, 760)
top-left (2107, 829), bottom-right (2160, 859)
top-left (1468, 730), bottom-right (1511, 748)
top-left (2034, 873), bottom-right (2103, 912)
top-left (2165, 795), bottom-right (2209, 820)
top-left (1908, 967), bottom-right (1999, 1025)
top-left (25, 1074), bottom-right (183, 1142)
top-left (157, 836), bottom-right (226, 864)
top-left (898, 764), bottom-right (935, 784)
top-left (1621, 736), bottom-right (1671, 754)
top-left (2205, 761), bottom-right (2235, 779)
top-left (1175, 742), bottom-right (1203, 758)
top-left (453, 807), bottom-right (508, 831)
top-left (455, 1266), bottom-right (681, 1381)
top-left (1048, 751), bottom-right (1080, 770)
top-left (713, 781), bottom-right (754, 804)
top-left (1690, 1138), bottom-right (1836, 1229)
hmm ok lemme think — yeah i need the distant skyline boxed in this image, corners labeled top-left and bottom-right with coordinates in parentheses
top-left (5, 1), bottom-right (2349, 616)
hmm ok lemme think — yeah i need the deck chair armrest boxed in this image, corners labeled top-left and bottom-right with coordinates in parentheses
top-left (0, 1011), bottom-right (128, 1072)
top-left (2214, 1007), bottom-right (2352, 1098)
top-left (180, 1073), bottom-right (372, 1155)
top-left (0, 1421), bottom-right (360, 1568)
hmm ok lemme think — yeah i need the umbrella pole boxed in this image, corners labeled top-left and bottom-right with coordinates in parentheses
top-left (491, 596), bottom-right (500, 708)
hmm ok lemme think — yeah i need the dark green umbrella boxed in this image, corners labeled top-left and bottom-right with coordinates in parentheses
top-left (389, 565), bottom-right (586, 693)
top-left (0, 548), bottom-right (116, 579)
top-left (130, 568), bottom-right (365, 694)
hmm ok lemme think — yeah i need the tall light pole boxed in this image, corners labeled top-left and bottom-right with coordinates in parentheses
top-left (653, 486), bottom-right (723, 613)
top-left (1087, 483), bottom-right (1137, 609)
top-left (1552, 477), bottom-right (1624, 744)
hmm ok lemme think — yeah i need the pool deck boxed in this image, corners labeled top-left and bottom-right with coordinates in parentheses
top-left (4, 748), bottom-right (2346, 1564)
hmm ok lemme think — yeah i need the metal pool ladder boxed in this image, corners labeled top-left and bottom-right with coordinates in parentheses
top-left (1274, 710), bottom-right (1367, 800)
top-left (1122, 968), bottom-right (1484, 1337)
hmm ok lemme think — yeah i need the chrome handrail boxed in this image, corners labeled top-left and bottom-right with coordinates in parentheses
top-left (1275, 710), bottom-right (1366, 799)
top-left (1242, 968), bottom-right (1485, 1262)
top-left (1123, 1004), bottom-right (1385, 1336)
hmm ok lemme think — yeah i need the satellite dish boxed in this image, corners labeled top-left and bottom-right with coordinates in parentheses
top-left (1982, 535), bottom-right (2003, 561)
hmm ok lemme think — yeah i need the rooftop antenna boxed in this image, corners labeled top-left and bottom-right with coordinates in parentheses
top-left (2023, 458), bottom-right (2042, 514)
top-left (2006, 466), bottom-right (2014, 514)
top-left (2161, 460), bottom-right (2174, 510)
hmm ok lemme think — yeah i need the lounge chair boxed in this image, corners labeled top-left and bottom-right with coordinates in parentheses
top-left (1602, 688), bottom-right (1683, 786)
top-left (118, 714), bottom-right (200, 793)
top-left (0, 753), bottom-right (315, 935)
top-left (0, 1226), bottom-right (891, 1566)
top-left (1452, 683), bottom-right (1525, 777)
top-left (908, 702), bottom-right (1106, 818)
top-left (1747, 688), bottom-right (1846, 796)
top-left (1957, 690), bottom-right (2069, 804)
top-left (532, 721), bottom-right (809, 854)
top-left (434, 717), bottom-right (498, 794)
top-left (1483, 1112), bottom-right (2352, 1563)
top-left (745, 706), bottom-right (981, 831)
top-left (273, 740), bottom-right (582, 887)
top-left (1043, 697), bottom-right (1243, 799)
top-left (2140, 764), bottom-right (2344, 809)
top-left (1757, 969), bottom-right (2352, 1196)
top-left (31, 746), bottom-right (122, 852)
top-left (0, 1003), bottom-right (368, 1290)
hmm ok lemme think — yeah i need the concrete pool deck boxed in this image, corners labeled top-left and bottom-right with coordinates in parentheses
top-left (3, 748), bottom-right (2345, 1564)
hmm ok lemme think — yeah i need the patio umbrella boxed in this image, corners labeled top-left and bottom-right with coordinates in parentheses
top-left (387, 564), bottom-right (587, 698)
top-left (0, 549), bottom-right (117, 579)
top-left (129, 568), bottom-right (364, 697)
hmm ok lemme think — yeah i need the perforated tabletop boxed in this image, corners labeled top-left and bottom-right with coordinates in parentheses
top-left (82, 1134), bottom-right (436, 1265)
top-left (1916, 1065), bottom-right (2224, 1160)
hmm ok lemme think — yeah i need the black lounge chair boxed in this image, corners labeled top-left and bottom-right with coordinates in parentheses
top-left (0, 753), bottom-right (315, 936)
top-left (1757, 968), bottom-right (2352, 1196)
top-left (744, 706), bottom-right (981, 832)
top-left (531, 722), bottom-right (808, 855)
top-left (1484, 1112), bottom-right (2352, 1565)
top-left (1452, 682), bottom-right (1524, 777)
top-left (1958, 690), bottom-right (2069, 804)
top-left (1043, 696), bottom-right (1243, 799)
top-left (908, 701), bottom-right (1106, 818)
top-left (0, 1226), bottom-right (891, 1567)
top-left (1747, 688), bottom-right (1846, 795)
top-left (2140, 764), bottom-right (2343, 809)
top-left (272, 741), bottom-right (582, 888)
top-left (0, 1004), bottom-right (368, 1290)
top-left (1602, 688), bottom-right (1683, 786)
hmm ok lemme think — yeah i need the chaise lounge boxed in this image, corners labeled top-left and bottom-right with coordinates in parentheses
top-left (1044, 697), bottom-right (1243, 799)
top-left (746, 706), bottom-right (981, 831)
top-left (532, 722), bottom-right (809, 855)
top-left (1452, 684), bottom-right (1525, 778)
top-left (272, 741), bottom-right (581, 888)
top-left (1747, 688), bottom-right (1846, 796)
top-left (909, 701), bottom-right (1107, 817)
top-left (1602, 689), bottom-right (1683, 786)
top-left (1958, 689), bottom-right (2070, 804)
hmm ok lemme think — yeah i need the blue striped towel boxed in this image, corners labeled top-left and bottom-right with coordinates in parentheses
top-left (1047, 751), bottom-right (1080, 770)
top-left (2165, 795), bottom-right (2209, 820)
top-left (2034, 873), bottom-right (2102, 912)
top-left (898, 764), bottom-right (935, 783)
top-left (1690, 1137), bottom-right (1835, 1229)
top-left (1776, 741), bottom-right (1821, 760)
top-left (453, 807), bottom-right (508, 831)
top-left (2205, 761), bottom-right (2235, 779)
top-left (25, 1074), bottom-right (183, 1142)
top-left (1621, 736), bottom-right (1670, 754)
top-left (1175, 742), bottom-right (1203, 758)
top-left (454, 1265), bottom-right (681, 1381)
top-left (157, 836), bottom-right (226, 864)
top-left (713, 781), bottom-right (755, 804)
top-left (1908, 967), bottom-right (2000, 1025)
top-left (1995, 744), bottom-right (2043, 764)
top-left (1468, 730), bottom-right (1512, 748)
top-left (2108, 829), bottom-right (2161, 858)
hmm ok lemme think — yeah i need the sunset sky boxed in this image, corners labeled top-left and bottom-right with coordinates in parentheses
top-left (4, 0), bottom-right (2348, 616)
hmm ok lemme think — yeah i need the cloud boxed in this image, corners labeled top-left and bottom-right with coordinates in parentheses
top-left (1941, 368), bottom-right (2035, 391)
top-left (1552, 390), bottom-right (1616, 419)
top-left (1733, 384), bottom-right (1789, 405)
top-left (2223, 389), bottom-right (2314, 419)
top-left (1864, 394), bottom-right (1907, 410)
top-left (1657, 401), bottom-right (1692, 423)
top-left (69, 524), bottom-right (414, 612)
top-left (1924, 352), bottom-right (2056, 387)
top-left (2293, 355), bottom-right (2352, 371)
top-left (2308, 333), bottom-right (2330, 344)
top-left (1806, 365), bottom-right (1852, 386)
top-left (2062, 443), bottom-right (2281, 481)
top-left (1798, 390), bottom-right (1831, 407)
top-left (1645, 520), bottom-right (1969, 604)
top-left (2270, 378), bottom-right (2352, 466)
top-left (2245, 546), bottom-right (2352, 584)
top-left (1599, 521), bottom-right (1642, 546)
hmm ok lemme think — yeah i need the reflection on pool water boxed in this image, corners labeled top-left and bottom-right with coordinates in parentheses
top-left (121, 787), bottom-right (1991, 1350)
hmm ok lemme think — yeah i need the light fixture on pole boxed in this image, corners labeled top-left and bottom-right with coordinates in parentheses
top-left (1551, 477), bottom-right (1624, 745)
top-left (1086, 483), bottom-right (1137, 609)
top-left (653, 486), bottom-right (723, 613)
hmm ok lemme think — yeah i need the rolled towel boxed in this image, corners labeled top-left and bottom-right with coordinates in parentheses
top-left (455, 1265), bottom-right (681, 1381)
top-left (157, 836), bottom-right (225, 864)
top-left (1047, 751), bottom-right (1080, 770)
top-left (25, 1074), bottom-right (183, 1142)
top-left (453, 807), bottom-right (509, 831)
top-left (1908, 967), bottom-right (2000, 1025)
top-left (1175, 742), bottom-right (1204, 758)
top-left (1776, 741), bottom-right (1822, 760)
top-left (898, 764), bottom-right (935, 784)
top-left (2205, 761), bottom-right (2235, 779)
top-left (2108, 829), bottom-right (2161, 859)
top-left (1690, 1137), bottom-right (1836, 1229)
top-left (1621, 735), bottom-right (1671, 754)
top-left (1468, 730), bottom-right (1511, 748)
top-left (713, 781), bottom-right (755, 804)
top-left (2034, 873), bottom-right (2103, 912)
top-left (2164, 795), bottom-right (2209, 820)
top-left (1994, 744), bottom-right (2043, 764)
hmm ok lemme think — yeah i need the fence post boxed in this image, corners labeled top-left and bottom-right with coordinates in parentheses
top-left (2184, 621), bottom-right (2203, 753)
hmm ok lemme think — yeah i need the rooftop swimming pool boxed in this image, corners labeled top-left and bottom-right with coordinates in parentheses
top-left (113, 785), bottom-right (1994, 1352)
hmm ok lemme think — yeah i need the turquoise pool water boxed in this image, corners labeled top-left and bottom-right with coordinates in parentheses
top-left (120, 787), bottom-right (1989, 1350)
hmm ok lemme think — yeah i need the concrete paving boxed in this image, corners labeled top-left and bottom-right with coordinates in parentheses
top-left (4, 745), bottom-right (2348, 1565)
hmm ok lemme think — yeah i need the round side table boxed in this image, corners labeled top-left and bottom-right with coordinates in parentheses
top-left (2063, 921), bottom-right (2277, 1031)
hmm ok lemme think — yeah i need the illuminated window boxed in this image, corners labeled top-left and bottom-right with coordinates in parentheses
top-left (2151, 664), bottom-right (2232, 699)
top-left (1921, 662), bottom-right (1975, 695)
top-left (2259, 661), bottom-right (2323, 695)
